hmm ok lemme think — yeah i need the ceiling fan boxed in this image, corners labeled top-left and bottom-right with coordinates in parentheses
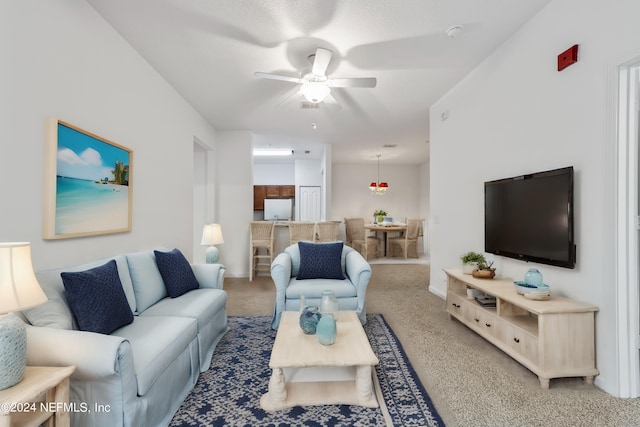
top-left (254, 48), bottom-right (377, 105)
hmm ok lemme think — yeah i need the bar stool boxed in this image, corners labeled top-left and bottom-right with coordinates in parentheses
top-left (289, 222), bottom-right (316, 245)
top-left (315, 221), bottom-right (339, 242)
top-left (250, 221), bottom-right (275, 281)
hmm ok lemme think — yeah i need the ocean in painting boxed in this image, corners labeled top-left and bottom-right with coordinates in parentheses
top-left (55, 176), bottom-right (129, 235)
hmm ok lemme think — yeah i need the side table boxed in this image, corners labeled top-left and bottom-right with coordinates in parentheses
top-left (0, 366), bottom-right (75, 427)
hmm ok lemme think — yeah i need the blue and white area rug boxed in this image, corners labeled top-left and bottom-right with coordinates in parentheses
top-left (170, 314), bottom-right (444, 426)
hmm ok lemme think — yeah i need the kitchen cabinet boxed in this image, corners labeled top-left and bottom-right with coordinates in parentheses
top-left (254, 185), bottom-right (296, 210)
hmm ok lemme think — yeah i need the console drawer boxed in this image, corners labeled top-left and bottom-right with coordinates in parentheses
top-left (502, 323), bottom-right (539, 365)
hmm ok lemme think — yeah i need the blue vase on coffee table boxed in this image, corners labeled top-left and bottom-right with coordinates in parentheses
top-left (316, 315), bottom-right (337, 346)
top-left (299, 306), bottom-right (322, 334)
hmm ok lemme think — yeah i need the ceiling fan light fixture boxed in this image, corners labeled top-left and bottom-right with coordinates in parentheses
top-left (301, 82), bottom-right (330, 103)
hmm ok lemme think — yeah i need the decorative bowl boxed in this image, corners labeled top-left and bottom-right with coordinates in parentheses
top-left (472, 269), bottom-right (496, 279)
top-left (523, 290), bottom-right (551, 301)
top-left (513, 281), bottom-right (550, 295)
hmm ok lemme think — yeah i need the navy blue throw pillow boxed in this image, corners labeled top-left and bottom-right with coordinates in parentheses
top-left (297, 241), bottom-right (345, 280)
top-left (154, 249), bottom-right (200, 298)
top-left (61, 260), bottom-right (133, 335)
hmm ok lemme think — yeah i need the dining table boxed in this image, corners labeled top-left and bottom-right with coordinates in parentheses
top-left (364, 223), bottom-right (408, 258)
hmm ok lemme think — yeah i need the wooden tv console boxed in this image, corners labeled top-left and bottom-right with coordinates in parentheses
top-left (444, 269), bottom-right (598, 388)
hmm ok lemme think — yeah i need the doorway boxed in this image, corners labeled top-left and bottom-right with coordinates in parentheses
top-left (616, 55), bottom-right (640, 398)
top-left (193, 139), bottom-right (215, 263)
top-left (299, 186), bottom-right (321, 221)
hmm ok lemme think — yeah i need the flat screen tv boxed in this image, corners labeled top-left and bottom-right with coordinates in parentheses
top-left (484, 166), bottom-right (576, 269)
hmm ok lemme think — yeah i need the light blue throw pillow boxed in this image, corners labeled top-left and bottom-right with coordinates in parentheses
top-left (126, 251), bottom-right (167, 313)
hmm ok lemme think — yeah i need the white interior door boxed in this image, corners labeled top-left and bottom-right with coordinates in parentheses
top-left (617, 56), bottom-right (640, 398)
top-left (299, 186), bottom-right (321, 221)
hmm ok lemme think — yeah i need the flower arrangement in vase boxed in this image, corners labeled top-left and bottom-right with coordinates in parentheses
top-left (373, 209), bottom-right (387, 223)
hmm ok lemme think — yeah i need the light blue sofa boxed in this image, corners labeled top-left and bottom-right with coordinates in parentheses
top-left (270, 243), bottom-right (372, 329)
top-left (20, 249), bottom-right (228, 427)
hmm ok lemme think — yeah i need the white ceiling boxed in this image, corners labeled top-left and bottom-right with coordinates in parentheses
top-left (87, 0), bottom-right (551, 164)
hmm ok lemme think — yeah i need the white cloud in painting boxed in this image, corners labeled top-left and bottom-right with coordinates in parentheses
top-left (57, 147), bottom-right (110, 181)
top-left (57, 147), bottom-right (86, 165)
top-left (80, 148), bottom-right (103, 166)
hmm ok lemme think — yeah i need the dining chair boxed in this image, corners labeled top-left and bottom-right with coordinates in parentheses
top-left (388, 218), bottom-right (421, 259)
top-left (315, 221), bottom-right (339, 242)
top-left (250, 221), bottom-right (275, 281)
top-left (289, 222), bottom-right (316, 245)
top-left (344, 218), bottom-right (381, 260)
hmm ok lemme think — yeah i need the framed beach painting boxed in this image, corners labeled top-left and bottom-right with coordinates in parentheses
top-left (43, 119), bottom-right (133, 239)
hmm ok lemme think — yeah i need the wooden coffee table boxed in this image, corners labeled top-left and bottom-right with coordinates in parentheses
top-left (260, 311), bottom-right (379, 411)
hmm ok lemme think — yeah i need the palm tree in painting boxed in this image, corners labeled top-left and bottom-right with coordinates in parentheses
top-left (112, 161), bottom-right (129, 186)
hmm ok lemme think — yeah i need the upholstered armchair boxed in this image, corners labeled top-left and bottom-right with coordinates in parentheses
top-left (270, 242), bottom-right (372, 329)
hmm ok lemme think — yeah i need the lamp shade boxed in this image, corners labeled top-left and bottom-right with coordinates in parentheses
top-left (201, 224), bottom-right (224, 246)
top-left (0, 242), bottom-right (47, 313)
top-left (301, 82), bottom-right (330, 103)
top-left (0, 242), bottom-right (46, 390)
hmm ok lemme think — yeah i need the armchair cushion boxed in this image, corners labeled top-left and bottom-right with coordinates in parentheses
top-left (61, 260), bottom-right (134, 335)
top-left (154, 249), bottom-right (199, 298)
top-left (297, 241), bottom-right (345, 280)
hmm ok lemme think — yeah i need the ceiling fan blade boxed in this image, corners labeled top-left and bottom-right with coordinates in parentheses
top-left (322, 94), bottom-right (342, 109)
top-left (275, 87), bottom-right (303, 107)
top-left (328, 77), bottom-right (377, 88)
top-left (254, 72), bottom-right (302, 84)
top-left (311, 48), bottom-right (332, 76)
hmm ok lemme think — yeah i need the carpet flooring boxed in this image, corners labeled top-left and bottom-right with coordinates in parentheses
top-left (222, 263), bottom-right (640, 427)
top-left (170, 314), bottom-right (443, 426)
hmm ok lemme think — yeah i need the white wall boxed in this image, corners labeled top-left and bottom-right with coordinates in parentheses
top-left (216, 132), bottom-right (253, 277)
top-left (332, 163), bottom-right (422, 222)
top-left (1, 1), bottom-right (217, 270)
top-left (429, 0), bottom-right (640, 397)
top-left (418, 161), bottom-right (430, 254)
top-left (253, 162), bottom-right (295, 184)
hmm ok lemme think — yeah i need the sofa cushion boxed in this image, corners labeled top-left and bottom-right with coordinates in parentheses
top-left (297, 242), bottom-right (345, 280)
top-left (140, 288), bottom-right (227, 327)
top-left (126, 251), bottom-right (167, 313)
top-left (61, 260), bottom-right (134, 335)
top-left (112, 315), bottom-right (198, 396)
top-left (24, 255), bottom-right (136, 329)
top-left (154, 249), bottom-right (200, 298)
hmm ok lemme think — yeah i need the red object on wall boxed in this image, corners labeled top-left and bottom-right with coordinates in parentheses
top-left (558, 44), bottom-right (579, 71)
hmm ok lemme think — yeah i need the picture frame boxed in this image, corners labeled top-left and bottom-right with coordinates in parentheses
top-left (43, 119), bottom-right (133, 239)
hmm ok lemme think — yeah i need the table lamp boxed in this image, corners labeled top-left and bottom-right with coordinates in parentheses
top-left (0, 242), bottom-right (47, 390)
top-left (201, 224), bottom-right (224, 263)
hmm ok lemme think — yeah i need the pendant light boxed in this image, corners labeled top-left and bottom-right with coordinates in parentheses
top-left (369, 154), bottom-right (389, 195)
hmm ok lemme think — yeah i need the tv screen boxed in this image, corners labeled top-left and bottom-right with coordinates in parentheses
top-left (484, 166), bottom-right (575, 269)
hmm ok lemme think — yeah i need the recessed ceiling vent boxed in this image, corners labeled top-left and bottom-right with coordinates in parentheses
top-left (300, 101), bottom-right (320, 110)
top-left (383, 144), bottom-right (397, 148)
